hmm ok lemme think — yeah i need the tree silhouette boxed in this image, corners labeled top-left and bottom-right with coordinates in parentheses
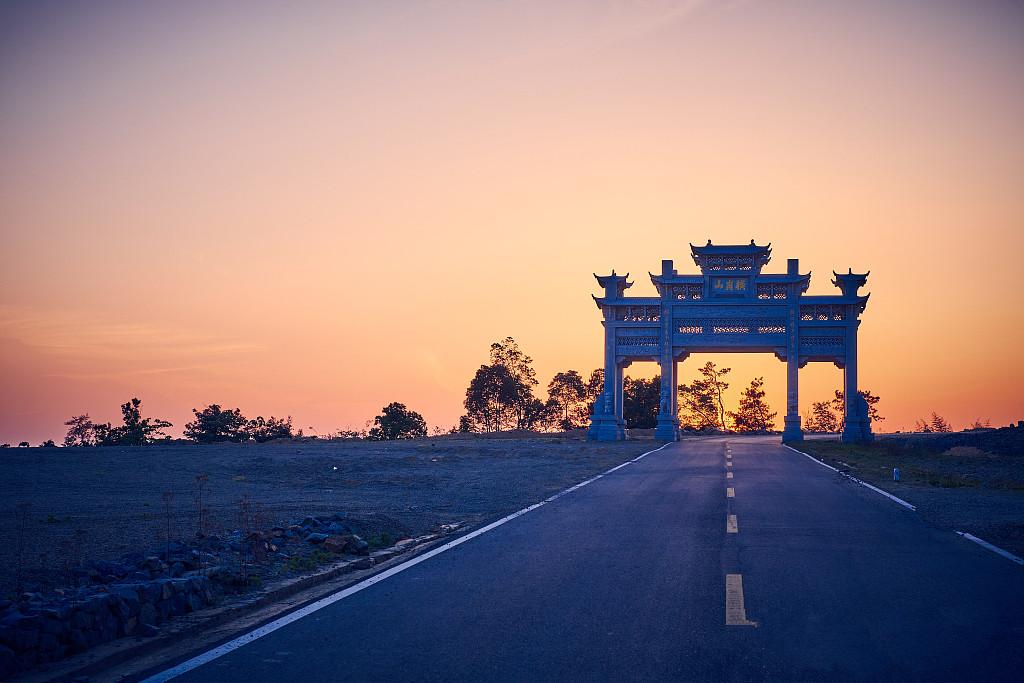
top-left (547, 370), bottom-right (589, 430)
top-left (805, 389), bottom-right (884, 432)
top-left (679, 362), bottom-right (731, 431)
top-left (488, 337), bottom-right (540, 430)
top-left (728, 377), bottom-right (776, 432)
top-left (623, 376), bottom-right (660, 428)
top-left (928, 412), bottom-right (952, 432)
top-left (367, 402), bottom-right (427, 440)
top-left (184, 404), bottom-right (249, 443)
top-left (63, 414), bottom-right (97, 447)
top-left (94, 398), bottom-right (172, 446)
top-left (247, 416), bottom-right (294, 442)
top-left (584, 369), bottom-right (604, 416)
top-left (804, 401), bottom-right (840, 433)
top-left (463, 364), bottom-right (521, 432)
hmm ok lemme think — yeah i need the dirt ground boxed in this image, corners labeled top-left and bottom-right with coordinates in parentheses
top-left (800, 428), bottom-right (1024, 558)
top-left (0, 433), bottom-right (654, 596)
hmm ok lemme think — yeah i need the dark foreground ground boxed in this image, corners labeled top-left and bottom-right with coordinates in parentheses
top-left (0, 434), bottom-right (653, 596)
top-left (801, 427), bottom-right (1024, 557)
top-left (150, 436), bottom-right (1024, 683)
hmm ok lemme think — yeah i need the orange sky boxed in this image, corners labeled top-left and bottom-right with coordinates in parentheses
top-left (2, 1), bottom-right (1023, 443)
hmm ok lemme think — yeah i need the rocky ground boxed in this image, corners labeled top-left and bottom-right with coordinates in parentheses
top-left (800, 426), bottom-right (1024, 557)
top-left (0, 432), bottom-right (655, 677)
top-left (0, 432), bottom-right (654, 597)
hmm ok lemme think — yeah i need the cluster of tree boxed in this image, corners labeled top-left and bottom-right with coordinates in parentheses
top-left (459, 342), bottom-right (781, 434)
top-left (31, 340), bottom-right (894, 445)
top-left (914, 412), bottom-right (952, 433)
top-left (366, 402), bottom-right (427, 440)
top-left (183, 405), bottom-right (295, 443)
top-left (460, 337), bottom-right (604, 432)
top-left (803, 390), bottom-right (884, 433)
top-left (675, 362), bottom-right (777, 432)
top-left (53, 396), bottom-right (433, 447)
top-left (63, 399), bottom-right (173, 446)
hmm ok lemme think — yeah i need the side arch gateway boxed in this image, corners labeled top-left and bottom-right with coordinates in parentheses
top-left (587, 241), bottom-right (872, 443)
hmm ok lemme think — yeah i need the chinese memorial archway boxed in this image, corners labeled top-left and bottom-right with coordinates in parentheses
top-left (587, 241), bottom-right (872, 443)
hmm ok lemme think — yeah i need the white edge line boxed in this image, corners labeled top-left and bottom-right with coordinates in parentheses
top-left (786, 445), bottom-right (1022, 568)
top-left (956, 531), bottom-right (1024, 566)
top-left (141, 441), bottom-right (673, 682)
top-left (783, 444), bottom-right (916, 511)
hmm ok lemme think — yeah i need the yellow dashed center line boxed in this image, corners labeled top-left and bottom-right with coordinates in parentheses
top-left (727, 514), bottom-right (738, 533)
top-left (727, 487), bottom-right (735, 498)
top-left (726, 461), bottom-right (732, 468)
top-left (726, 471), bottom-right (734, 479)
top-left (725, 574), bottom-right (758, 626)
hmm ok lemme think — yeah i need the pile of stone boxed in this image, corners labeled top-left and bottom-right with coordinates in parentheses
top-left (0, 512), bottom-right (415, 679)
top-left (0, 575), bottom-right (214, 678)
top-left (287, 514), bottom-right (371, 554)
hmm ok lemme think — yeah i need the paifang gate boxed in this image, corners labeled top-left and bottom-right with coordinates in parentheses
top-left (587, 241), bottom-right (872, 443)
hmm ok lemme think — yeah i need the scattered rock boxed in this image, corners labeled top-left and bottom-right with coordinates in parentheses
top-left (350, 557), bottom-right (374, 570)
top-left (305, 533), bottom-right (329, 544)
top-left (137, 623), bottom-right (159, 638)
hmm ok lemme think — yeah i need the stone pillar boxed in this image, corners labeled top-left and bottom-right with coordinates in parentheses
top-left (614, 362), bottom-right (625, 430)
top-left (841, 320), bottom-right (872, 442)
top-left (782, 282), bottom-right (803, 442)
top-left (655, 319), bottom-right (679, 441)
top-left (588, 322), bottom-right (625, 441)
top-left (670, 359), bottom-right (679, 422)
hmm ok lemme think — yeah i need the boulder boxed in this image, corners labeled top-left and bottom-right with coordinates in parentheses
top-left (350, 557), bottom-right (374, 570)
top-left (70, 610), bottom-right (92, 630)
top-left (137, 623), bottom-right (159, 638)
top-left (122, 616), bottom-right (138, 637)
top-left (143, 556), bottom-right (164, 572)
top-left (370, 549), bottom-right (397, 564)
top-left (38, 613), bottom-right (64, 635)
top-left (138, 603), bottom-right (158, 627)
top-left (68, 628), bottom-right (88, 653)
top-left (348, 535), bottom-right (370, 555)
top-left (324, 522), bottom-right (350, 535)
top-left (305, 533), bottom-right (329, 544)
top-left (322, 535), bottom-right (348, 553)
top-left (0, 644), bottom-right (17, 680)
top-left (110, 585), bottom-right (141, 616)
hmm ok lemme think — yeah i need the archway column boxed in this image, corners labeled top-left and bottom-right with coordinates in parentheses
top-left (841, 320), bottom-right (872, 442)
top-left (588, 321), bottom-right (626, 441)
top-left (654, 314), bottom-right (680, 441)
top-left (782, 305), bottom-right (803, 442)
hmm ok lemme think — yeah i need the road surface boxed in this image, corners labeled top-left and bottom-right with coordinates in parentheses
top-left (142, 436), bottom-right (1024, 682)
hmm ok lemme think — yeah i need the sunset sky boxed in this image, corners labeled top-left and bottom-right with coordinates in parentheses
top-left (2, 0), bottom-right (1023, 443)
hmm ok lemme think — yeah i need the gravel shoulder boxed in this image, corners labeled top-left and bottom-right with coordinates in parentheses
top-left (798, 429), bottom-right (1024, 558)
top-left (0, 433), bottom-right (655, 596)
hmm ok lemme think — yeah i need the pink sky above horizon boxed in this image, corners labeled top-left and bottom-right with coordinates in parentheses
top-left (2, 0), bottom-right (1023, 443)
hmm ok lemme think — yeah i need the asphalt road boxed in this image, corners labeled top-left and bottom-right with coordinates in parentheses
top-left (145, 436), bottom-right (1024, 682)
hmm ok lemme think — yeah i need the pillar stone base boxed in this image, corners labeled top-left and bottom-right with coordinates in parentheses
top-left (841, 417), bottom-right (873, 443)
top-left (782, 415), bottom-right (803, 442)
top-left (654, 417), bottom-right (680, 441)
top-left (588, 415), bottom-right (626, 441)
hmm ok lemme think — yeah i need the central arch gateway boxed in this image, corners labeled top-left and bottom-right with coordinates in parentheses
top-left (587, 241), bottom-right (872, 443)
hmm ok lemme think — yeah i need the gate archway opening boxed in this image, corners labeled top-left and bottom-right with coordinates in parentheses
top-left (587, 241), bottom-right (872, 443)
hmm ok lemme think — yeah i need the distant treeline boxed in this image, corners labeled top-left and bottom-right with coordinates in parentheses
top-left (457, 337), bottom-right (884, 435)
top-left (10, 336), bottom-right (966, 448)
